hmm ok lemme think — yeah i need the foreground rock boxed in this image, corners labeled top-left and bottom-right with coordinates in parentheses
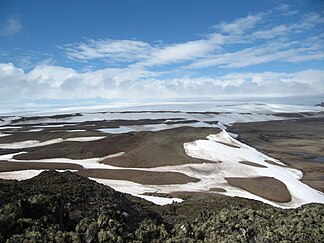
top-left (0, 171), bottom-right (323, 242)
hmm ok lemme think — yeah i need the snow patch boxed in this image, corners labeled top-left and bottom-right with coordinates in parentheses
top-left (65, 136), bottom-right (105, 142)
top-left (0, 139), bottom-right (64, 149)
top-left (0, 136), bottom-right (105, 149)
top-left (138, 195), bottom-right (183, 205)
top-left (0, 126), bottom-right (22, 130)
top-left (0, 169), bottom-right (78, 181)
top-left (0, 170), bottom-right (44, 180)
top-left (24, 128), bottom-right (43, 132)
top-left (91, 177), bottom-right (183, 205)
top-left (7, 153), bottom-right (125, 169)
top-left (98, 122), bottom-right (217, 134)
top-left (0, 133), bottom-right (11, 137)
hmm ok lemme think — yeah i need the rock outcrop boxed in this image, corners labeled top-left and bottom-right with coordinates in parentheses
top-left (0, 171), bottom-right (323, 242)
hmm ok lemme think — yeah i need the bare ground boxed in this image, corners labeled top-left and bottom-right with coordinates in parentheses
top-left (229, 117), bottom-right (324, 192)
top-left (12, 127), bottom-right (220, 167)
top-left (77, 169), bottom-right (199, 185)
top-left (226, 176), bottom-right (292, 203)
top-left (0, 161), bottom-right (83, 172)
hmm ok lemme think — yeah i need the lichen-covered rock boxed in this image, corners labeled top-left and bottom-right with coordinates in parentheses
top-left (0, 171), bottom-right (323, 242)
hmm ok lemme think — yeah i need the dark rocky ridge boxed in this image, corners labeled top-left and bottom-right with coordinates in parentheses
top-left (9, 113), bottom-right (83, 124)
top-left (0, 171), bottom-right (323, 242)
top-left (315, 102), bottom-right (324, 107)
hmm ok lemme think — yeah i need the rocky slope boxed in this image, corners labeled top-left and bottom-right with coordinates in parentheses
top-left (0, 171), bottom-right (323, 242)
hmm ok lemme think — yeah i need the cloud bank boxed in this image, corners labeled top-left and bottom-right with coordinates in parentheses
top-left (1, 63), bottom-right (323, 101)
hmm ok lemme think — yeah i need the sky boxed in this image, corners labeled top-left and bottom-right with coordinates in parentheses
top-left (0, 0), bottom-right (324, 110)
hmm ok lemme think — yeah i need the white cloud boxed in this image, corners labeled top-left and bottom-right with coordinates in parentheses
top-left (27, 65), bottom-right (77, 88)
top-left (277, 4), bottom-right (290, 12)
top-left (253, 25), bottom-right (288, 39)
top-left (221, 70), bottom-right (324, 95)
top-left (303, 12), bottom-right (324, 26)
top-left (63, 14), bottom-right (265, 68)
top-left (276, 4), bottom-right (299, 16)
top-left (61, 9), bottom-right (324, 71)
top-left (280, 12), bottom-right (324, 34)
top-left (66, 34), bottom-right (225, 68)
top-left (2, 8), bottom-right (323, 104)
top-left (0, 17), bottom-right (22, 37)
top-left (189, 37), bottom-right (324, 69)
top-left (137, 34), bottom-right (224, 67)
top-left (0, 63), bottom-right (323, 101)
top-left (215, 15), bottom-right (263, 34)
top-left (150, 40), bottom-right (215, 64)
top-left (0, 63), bottom-right (24, 77)
top-left (65, 39), bottom-right (153, 63)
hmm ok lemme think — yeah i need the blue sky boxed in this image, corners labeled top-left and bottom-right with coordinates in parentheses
top-left (0, 0), bottom-right (324, 108)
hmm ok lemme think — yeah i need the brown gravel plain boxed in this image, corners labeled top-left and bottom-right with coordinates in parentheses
top-left (1, 114), bottom-right (323, 203)
top-left (229, 117), bottom-right (324, 192)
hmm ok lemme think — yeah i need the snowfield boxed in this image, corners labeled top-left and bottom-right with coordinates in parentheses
top-left (181, 130), bottom-right (324, 207)
top-left (0, 103), bottom-right (323, 206)
top-left (6, 102), bottom-right (323, 127)
top-left (1, 130), bottom-right (323, 207)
